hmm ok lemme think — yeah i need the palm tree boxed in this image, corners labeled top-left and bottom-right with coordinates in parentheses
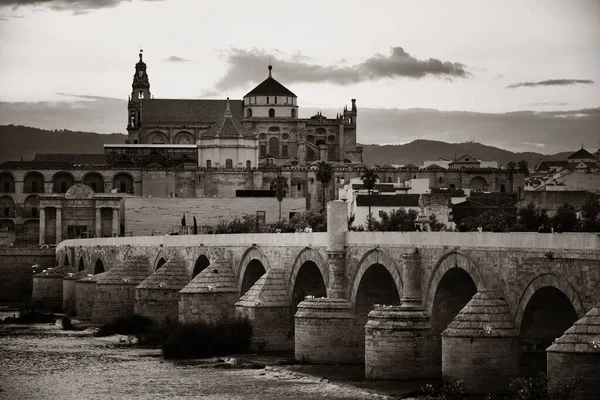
top-left (361, 168), bottom-right (379, 230)
top-left (517, 160), bottom-right (529, 176)
top-left (315, 161), bottom-right (333, 212)
top-left (507, 161), bottom-right (516, 192)
top-left (270, 175), bottom-right (289, 222)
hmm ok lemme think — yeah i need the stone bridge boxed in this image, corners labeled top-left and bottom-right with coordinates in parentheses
top-left (50, 201), bottom-right (600, 397)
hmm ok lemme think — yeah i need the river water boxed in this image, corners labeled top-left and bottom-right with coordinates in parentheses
top-left (0, 323), bottom-right (392, 400)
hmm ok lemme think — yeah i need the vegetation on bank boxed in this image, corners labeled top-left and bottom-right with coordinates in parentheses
top-left (95, 314), bottom-right (253, 359)
top-left (418, 373), bottom-right (582, 400)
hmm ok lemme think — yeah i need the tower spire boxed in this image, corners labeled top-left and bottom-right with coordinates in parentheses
top-left (139, 49), bottom-right (143, 62)
top-left (224, 97), bottom-right (232, 118)
top-left (268, 64), bottom-right (272, 78)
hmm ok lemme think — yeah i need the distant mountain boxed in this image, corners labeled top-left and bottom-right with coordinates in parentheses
top-left (361, 140), bottom-right (572, 167)
top-left (0, 125), bottom-right (126, 163)
top-left (0, 125), bottom-right (576, 167)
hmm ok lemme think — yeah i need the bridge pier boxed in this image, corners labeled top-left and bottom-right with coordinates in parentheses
top-left (441, 290), bottom-right (518, 394)
top-left (295, 201), bottom-right (362, 362)
top-left (365, 250), bottom-right (437, 379)
top-left (235, 269), bottom-right (294, 352)
top-left (32, 264), bottom-right (73, 312)
top-left (178, 261), bottom-right (238, 324)
top-left (547, 306), bottom-right (600, 400)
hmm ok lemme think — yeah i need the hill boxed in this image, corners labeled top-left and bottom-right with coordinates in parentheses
top-left (0, 125), bottom-right (576, 167)
top-left (361, 140), bottom-right (571, 167)
top-left (0, 125), bottom-right (126, 163)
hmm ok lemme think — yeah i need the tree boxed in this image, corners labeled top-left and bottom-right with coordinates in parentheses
top-left (580, 197), bottom-right (600, 232)
top-left (552, 202), bottom-right (578, 232)
top-left (360, 168), bottom-right (379, 230)
top-left (371, 209), bottom-right (418, 232)
top-left (315, 161), bottom-right (333, 212)
top-left (193, 216), bottom-right (198, 234)
top-left (270, 175), bottom-right (288, 222)
top-left (517, 160), bottom-right (529, 176)
top-left (517, 202), bottom-right (549, 231)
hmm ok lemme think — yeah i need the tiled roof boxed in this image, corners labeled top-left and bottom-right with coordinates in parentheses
top-left (96, 256), bottom-right (151, 285)
top-left (547, 307), bottom-right (600, 353)
top-left (235, 269), bottom-right (289, 307)
top-left (245, 67), bottom-right (296, 97)
top-left (535, 160), bottom-right (569, 171)
top-left (442, 290), bottom-right (517, 337)
top-left (450, 154), bottom-right (480, 165)
top-left (0, 161), bottom-right (72, 170)
top-left (140, 99), bottom-right (244, 124)
top-left (356, 194), bottom-right (420, 207)
top-left (201, 102), bottom-right (255, 139)
top-left (567, 148), bottom-right (596, 160)
top-left (137, 260), bottom-right (189, 290)
top-left (34, 154), bottom-right (106, 164)
top-left (179, 261), bottom-right (237, 293)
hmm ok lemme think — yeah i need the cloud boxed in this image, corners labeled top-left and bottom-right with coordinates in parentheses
top-left (215, 47), bottom-right (468, 90)
top-left (0, 0), bottom-right (164, 13)
top-left (163, 55), bottom-right (190, 63)
top-left (528, 101), bottom-right (570, 107)
top-left (55, 92), bottom-right (122, 100)
top-left (507, 79), bottom-right (594, 89)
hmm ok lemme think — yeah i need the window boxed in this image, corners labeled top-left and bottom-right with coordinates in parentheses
top-left (274, 97), bottom-right (277, 104)
top-left (268, 108), bottom-right (275, 118)
top-left (61, 182), bottom-right (67, 193)
top-left (3, 182), bottom-right (8, 192)
top-left (32, 182), bottom-right (38, 193)
top-left (256, 211), bottom-right (266, 224)
top-left (246, 108), bottom-right (252, 118)
top-left (133, 140), bottom-right (138, 144)
top-left (120, 181), bottom-right (126, 193)
top-left (246, 160), bottom-right (251, 169)
top-left (500, 184), bottom-right (506, 193)
top-left (291, 109), bottom-right (296, 118)
top-left (282, 145), bottom-right (288, 157)
top-left (206, 160), bottom-right (211, 168)
top-left (269, 137), bottom-right (279, 157)
top-left (254, 97), bottom-right (257, 104)
top-left (225, 159), bottom-right (233, 169)
top-left (31, 207), bottom-right (38, 218)
top-left (297, 183), bottom-right (302, 191)
top-left (266, 97), bottom-right (269, 104)
top-left (198, 176), bottom-right (202, 182)
top-left (259, 145), bottom-right (266, 158)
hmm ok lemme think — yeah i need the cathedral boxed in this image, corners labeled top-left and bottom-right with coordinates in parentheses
top-left (124, 50), bottom-right (363, 168)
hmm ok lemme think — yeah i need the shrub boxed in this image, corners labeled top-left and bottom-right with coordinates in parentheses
top-left (419, 376), bottom-right (465, 399)
top-left (95, 314), bottom-right (154, 337)
top-left (484, 373), bottom-right (582, 400)
top-left (162, 318), bottom-right (253, 359)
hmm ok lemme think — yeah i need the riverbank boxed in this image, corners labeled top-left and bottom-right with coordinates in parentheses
top-left (0, 321), bottom-right (432, 399)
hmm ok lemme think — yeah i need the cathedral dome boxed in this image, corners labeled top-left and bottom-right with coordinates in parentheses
top-left (245, 65), bottom-right (296, 98)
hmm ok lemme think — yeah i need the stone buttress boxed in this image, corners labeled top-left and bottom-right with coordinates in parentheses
top-left (135, 259), bottom-right (190, 324)
top-left (235, 269), bottom-right (293, 351)
top-left (62, 270), bottom-right (89, 317)
top-left (76, 272), bottom-right (107, 320)
top-left (295, 201), bottom-right (362, 363)
top-left (365, 250), bottom-right (437, 379)
top-left (547, 306), bottom-right (600, 400)
top-left (442, 289), bottom-right (518, 394)
top-left (32, 264), bottom-right (74, 312)
top-left (91, 255), bottom-right (151, 324)
top-left (178, 260), bottom-right (238, 324)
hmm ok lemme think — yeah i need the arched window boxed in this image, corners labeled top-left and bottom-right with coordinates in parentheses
top-left (246, 160), bottom-right (251, 169)
top-left (500, 184), bottom-right (506, 193)
top-left (206, 160), bottom-right (211, 168)
top-left (246, 108), bottom-right (252, 118)
top-left (225, 159), bottom-right (233, 169)
top-left (269, 137), bottom-right (279, 157)
top-left (268, 108), bottom-right (275, 118)
top-left (291, 109), bottom-right (296, 118)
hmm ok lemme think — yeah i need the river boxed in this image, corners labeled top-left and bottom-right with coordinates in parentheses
top-left (0, 323), bottom-right (395, 400)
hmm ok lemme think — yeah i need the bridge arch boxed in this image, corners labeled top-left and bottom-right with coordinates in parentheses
top-left (350, 248), bottom-right (402, 306)
top-left (238, 246), bottom-right (270, 295)
top-left (78, 256), bottom-right (85, 272)
top-left (425, 250), bottom-right (485, 315)
top-left (152, 250), bottom-right (166, 271)
top-left (514, 273), bottom-right (583, 376)
top-left (94, 259), bottom-right (105, 274)
top-left (192, 253), bottom-right (211, 279)
top-left (514, 273), bottom-right (584, 331)
top-left (288, 247), bottom-right (328, 297)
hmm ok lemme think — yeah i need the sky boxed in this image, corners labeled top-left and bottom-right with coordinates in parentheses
top-left (0, 0), bottom-right (599, 153)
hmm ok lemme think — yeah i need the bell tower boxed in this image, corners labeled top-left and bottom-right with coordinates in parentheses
top-left (127, 49), bottom-right (150, 142)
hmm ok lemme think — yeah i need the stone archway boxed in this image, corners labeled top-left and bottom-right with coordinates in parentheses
top-left (288, 247), bottom-right (329, 297)
top-left (192, 254), bottom-right (210, 279)
top-left (350, 248), bottom-right (402, 306)
top-left (94, 259), bottom-right (105, 274)
top-left (152, 251), bottom-right (166, 271)
top-left (425, 250), bottom-right (485, 315)
top-left (238, 246), bottom-right (271, 294)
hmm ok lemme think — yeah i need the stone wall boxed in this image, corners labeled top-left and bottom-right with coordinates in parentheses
top-left (519, 190), bottom-right (596, 214)
top-left (0, 248), bottom-right (54, 303)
